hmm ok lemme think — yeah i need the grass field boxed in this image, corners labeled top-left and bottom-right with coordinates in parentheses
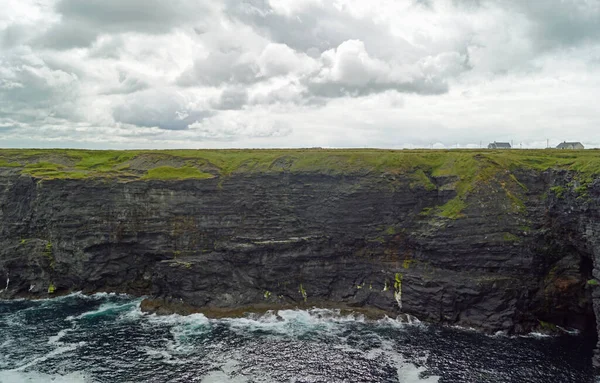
top-left (0, 148), bottom-right (599, 180)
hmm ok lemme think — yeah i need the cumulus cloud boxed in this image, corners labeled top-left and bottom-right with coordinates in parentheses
top-left (177, 50), bottom-right (261, 87)
top-left (257, 43), bottom-right (317, 77)
top-left (494, 0), bottom-right (600, 48)
top-left (35, 0), bottom-right (211, 49)
top-left (305, 39), bottom-right (453, 97)
top-left (212, 88), bottom-right (249, 110)
top-left (112, 89), bottom-right (212, 130)
top-left (0, 48), bottom-right (82, 124)
top-left (1, 0), bottom-right (599, 148)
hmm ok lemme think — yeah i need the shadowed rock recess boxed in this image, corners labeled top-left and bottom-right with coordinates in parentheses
top-left (1, 149), bottom-right (600, 365)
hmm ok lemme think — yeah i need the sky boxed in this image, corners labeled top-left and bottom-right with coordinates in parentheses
top-left (1, 0), bottom-right (599, 149)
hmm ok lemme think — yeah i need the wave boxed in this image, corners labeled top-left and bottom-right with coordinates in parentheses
top-left (136, 307), bottom-right (442, 382)
top-left (48, 328), bottom-right (72, 345)
top-left (218, 308), bottom-right (366, 337)
top-left (66, 299), bottom-right (141, 321)
top-left (447, 323), bottom-right (578, 340)
top-left (376, 314), bottom-right (426, 328)
top-left (365, 339), bottom-right (440, 383)
top-left (10, 343), bottom-right (83, 372)
top-left (0, 371), bottom-right (91, 383)
top-left (0, 291), bottom-right (134, 305)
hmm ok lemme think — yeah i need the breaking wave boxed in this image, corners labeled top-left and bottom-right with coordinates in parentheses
top-left (0, 294), bottom-right (596, 382)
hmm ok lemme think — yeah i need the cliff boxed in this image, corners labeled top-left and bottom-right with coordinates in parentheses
top-left (1, 149), bottom-right (600, 364)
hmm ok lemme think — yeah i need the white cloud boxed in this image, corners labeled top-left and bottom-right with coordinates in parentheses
top-left (0, 0), bottom-right (599, 148)
top-left (257, 43), bottom-right (317, 77)
top-left (188, 112), bottom-right (292, 140)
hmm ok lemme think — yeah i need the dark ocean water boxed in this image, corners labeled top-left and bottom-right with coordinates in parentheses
top-left (0, 293), bottom-right (597, 383)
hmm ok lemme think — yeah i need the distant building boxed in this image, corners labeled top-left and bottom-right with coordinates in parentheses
top-left (556, 141), bottom-right (584, 150)
top-left (488, 142), bottom-right (512, 149)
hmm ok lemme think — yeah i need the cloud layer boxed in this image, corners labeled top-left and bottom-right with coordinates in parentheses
top-left (1, 0), bottom-right (599, 148)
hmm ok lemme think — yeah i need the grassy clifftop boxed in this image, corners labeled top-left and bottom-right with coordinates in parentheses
top-left (1, 148), bottom-right (599, 219)
top-left (1, 148), bottom-right (599, 179)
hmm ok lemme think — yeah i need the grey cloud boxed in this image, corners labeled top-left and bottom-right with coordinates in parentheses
top-left (35, 20), bottom-right (99, 49)
top-left (217, 1), bottom-right (469, 98)
top-left (225, 0), bottom-right (418, 59)
top-left (212, 88), bottom-right (249, 110)
top-left (0, 122), bottom-right (18, 132)
top-left (305, 80), bottom-right (448, 98)
top-left (36, 0), bottom-right (211, 49)
top-left (509, 1), bottom-right (600, 48)
top-left (102, 74), bottom-right (149, 95)
top-left (177, 51), bottom-right (260, 87)
top-left (0, 24), bottom-right (35, 49)
top-left (112, 90), bottom-right (212, 130)
top-left (303, 40), bottom-right (455, 98)
top-left (249, 81), bottom-right (322, 106)
top-left (0, 55), bottom-right (81, 124)
top-left (457, 0), bottom-right (600, 49)
top-left (88, 36), bottom-right (125, 59)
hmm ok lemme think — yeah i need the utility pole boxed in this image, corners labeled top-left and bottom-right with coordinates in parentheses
top-left (546, 139), bottom-right (549, 149)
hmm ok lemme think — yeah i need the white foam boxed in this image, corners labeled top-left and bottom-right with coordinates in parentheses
top-left (523, 332), bottom-right (552, 339)
top-left (48, 329), bottom-right (72, 345)
top-left (137, 307), bottom-right (441, 382)
top-left (396, 361), bottom-right (440, 383)
top-left (200, 360), bottom-right (253, 383)
top-left (142, 308), bottom-right (368, 339)
top-left (221, 308), bottom-right (366, 337)
top-left (11, 343), bottom-right (84, 372)
top-left (66, 300), bottom-right (139, 321)
top-left (140, 345), bottom-right (188, 365)
top-left (365, 340), bottom-right (440, 383)
top-left (0, 371), bottom-right (90, 383)
top-left (376, 314), bottom-right (425, 329)
top-left (145, 312), bottom-right (210, 327)
top-left (0, 339), bottom-right (13, 348)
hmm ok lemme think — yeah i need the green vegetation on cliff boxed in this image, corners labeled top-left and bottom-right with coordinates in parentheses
top-left (1, 148), bottom-right (599, 218)
top-left (142, 166), bottom-right (213, 180)
top-left (2, 148), bottom-right (598, 176)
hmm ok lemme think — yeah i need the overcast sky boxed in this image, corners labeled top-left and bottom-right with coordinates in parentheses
top-left (1, 0), bottom-right (599, 149)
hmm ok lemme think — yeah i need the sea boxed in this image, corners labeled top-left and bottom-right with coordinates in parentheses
top-left (0, 293), bottom-right (597, 383)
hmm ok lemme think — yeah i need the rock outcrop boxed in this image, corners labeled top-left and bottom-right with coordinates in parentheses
top-left (0, 150), bottom-right (599, 364)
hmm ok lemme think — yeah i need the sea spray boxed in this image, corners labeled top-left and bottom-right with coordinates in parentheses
top-left (0, 294), bottom-right (595, 382)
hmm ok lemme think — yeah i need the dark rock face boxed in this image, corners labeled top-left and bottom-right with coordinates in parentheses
top-left (0, 168), bottom-right (598, 362)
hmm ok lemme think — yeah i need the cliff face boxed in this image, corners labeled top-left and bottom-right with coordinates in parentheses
top-left (0, 150), bottom-right (599, 363)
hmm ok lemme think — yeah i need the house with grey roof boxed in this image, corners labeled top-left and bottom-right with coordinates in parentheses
top-left (556, 141), bottom-right (584, 150)
top-left (488, 142), bottom-right (511, 149)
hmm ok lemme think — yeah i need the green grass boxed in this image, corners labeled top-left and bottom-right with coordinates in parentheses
top-left (21, 162), bottom-right (93, 179)
top-left (384, 226), bottom-right (398, 235)
top-left (1, 148), bottom-right (600, 184)
top-left (503, 232), bottom-right (520, 242)
top-left (142, 166), bottom-right (214, 180)
top-left (438, 198), bottom-right (467, 219)
top-left (538, 320), bottom-right (558, 332)
top-left (409, 169), bottom-right (437, 191)
top-left (0, 159), bottom-right (21, 167)
top-left (550, 186), bottom-right (565, 198)
top-left (3, 148), bottom-right (600, 218)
